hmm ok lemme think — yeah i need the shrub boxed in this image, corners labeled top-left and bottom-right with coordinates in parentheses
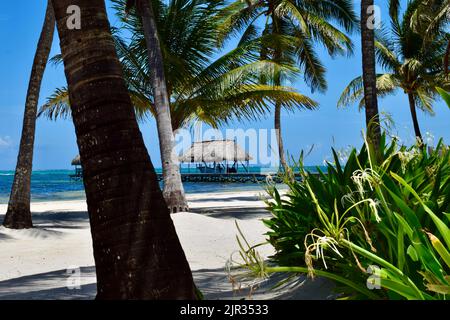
top-left (238, 136), bottom-right (450, 299)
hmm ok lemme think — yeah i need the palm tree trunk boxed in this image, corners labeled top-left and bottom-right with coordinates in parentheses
top-left (274, 102), bottom-right (288, 172)
top-left (51, 0), bottom-right (196, 299)
top-left (135, 0), bottom-right (188, 214)
top-left (3, 1), bottom-right (55, 229)
top-left (408, 93), bottom-right (423, 143)
top-left (361, 0), bottom-right (381, 156)
top-left (271, 13), bottom-right (289, 174)
top-left (444, 39), bottom-right (449, 78)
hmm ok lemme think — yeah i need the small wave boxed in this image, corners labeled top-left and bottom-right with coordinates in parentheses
top-left (0, 173), bottom-right (13, 176)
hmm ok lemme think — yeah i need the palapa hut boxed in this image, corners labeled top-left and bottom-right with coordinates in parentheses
top-left (71, 155), bottom-right (81, 166)
top-left (179, 140), bottom-right (252, 173)
top-left (70, 155), bottom-right (83, 180)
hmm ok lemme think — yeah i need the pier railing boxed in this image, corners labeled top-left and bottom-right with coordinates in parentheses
top-left (156, 172), bottom-right (306, 183)
top-left (71, 171), bottom-right (318, 183)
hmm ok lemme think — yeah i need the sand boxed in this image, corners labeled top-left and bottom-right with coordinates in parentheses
top-left (0, 190), bottom-right (334, 300)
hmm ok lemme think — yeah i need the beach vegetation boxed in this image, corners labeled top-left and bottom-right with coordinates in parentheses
top-left (235, 135), bottom-right (450, 299)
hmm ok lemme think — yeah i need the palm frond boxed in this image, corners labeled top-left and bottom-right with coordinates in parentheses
top-left (293, 35), bottom-right (327, 92)
top-left (338, 74), bottom-right (398, 109)
top-left (48, 54), bottom-right (63, 67)
top-left (38, 87), bottom-right (71, 120)
top-left (216, 0), bottom-right (264, 46)
top-left (174, 84), bottom-right (318, 128)
top-left (375, 38), bottom-right (401, 72)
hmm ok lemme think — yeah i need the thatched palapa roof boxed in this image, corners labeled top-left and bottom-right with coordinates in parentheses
top-left (179, 140), bottom-right (252, 163)
top-left (71, 155), bottom-right (81, 166)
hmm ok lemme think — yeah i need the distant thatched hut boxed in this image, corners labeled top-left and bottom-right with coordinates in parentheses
top-left (70, 155), bottom-right (82, 180)
top-left (179, 140), bottom-right (252, 173)
top-left (71, 155), bottom-right (81, 166)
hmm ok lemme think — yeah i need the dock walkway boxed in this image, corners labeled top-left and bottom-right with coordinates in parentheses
top-left (158, 172), bottom-right (303, 183)
top-left (70, 172), bottom-right (306, 183)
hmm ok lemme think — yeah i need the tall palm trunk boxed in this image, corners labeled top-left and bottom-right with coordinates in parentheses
top-left (51, 0), bottom-right (196, 299)
top-left (361, 0), bottom-right (381, 156)
top-left (271, 12), bottom-right (289, 173)
top-left (3, 1), bottom-right (55, 229)
top-left (408, 93), bottom-right (423, 142)
top-left (444, 39), bottom-right (449, 77)
top-left (135, 0), bottom-right (188, 213)
top-left (274, 102), bottom-right (288, 172)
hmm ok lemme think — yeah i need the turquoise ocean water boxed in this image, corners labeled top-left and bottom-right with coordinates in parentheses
top-left (0, 167), bottom-right (323, 204)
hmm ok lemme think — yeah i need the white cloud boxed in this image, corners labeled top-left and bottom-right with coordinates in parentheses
top-left (0, 136), bottom-right (12, 148)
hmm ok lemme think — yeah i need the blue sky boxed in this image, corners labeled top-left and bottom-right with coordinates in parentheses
top-left (0, 0), bottom-right (449, 170)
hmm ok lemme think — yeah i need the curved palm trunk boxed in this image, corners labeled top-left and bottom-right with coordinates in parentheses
top-left (3, 1), bottom-right (55, 229)
top-left (408, 93), bottom-right (423, 143)
top-left (51, 0), bottom-right (196, 299)
top-left (274, 102), bottom-right (288, 172)
top-left (136, 0), bottom-right (188, 214)
top-left (361, 0), bottom-right (381, 157)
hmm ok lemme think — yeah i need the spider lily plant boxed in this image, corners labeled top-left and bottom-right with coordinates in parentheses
top-left (233, 134), bottom-right (450, 299)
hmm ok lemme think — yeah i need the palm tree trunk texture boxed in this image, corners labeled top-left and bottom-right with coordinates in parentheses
top-left (444, 39), bottom-right (449, 77)
top-left (136, 0), bottom-right (188, 214)
top-left (51, 0), bottom-right (196, 299)
top-left (3, 1), bottom-right (55, 229)
top-left (361, 0), bottom-right (381, 155)
top-left (408, 93), bottom-right (423, 142)
top-left (271, 12), bottom-right (289, 174)
top-left (274, 102), bottom-right (288, 172)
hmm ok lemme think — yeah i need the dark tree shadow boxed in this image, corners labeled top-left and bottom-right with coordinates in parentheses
top-left (192, 206), bottom-right (270, 220)
top-left (193, 267), bottom-right (336, 300)
top-left (0, 266), bottom-right (335, 300)
top-left (0, 266), bottom-right (96, 300)
top-left (189, 195), bottom-right (270, 203)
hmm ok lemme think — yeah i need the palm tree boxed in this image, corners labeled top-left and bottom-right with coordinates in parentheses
top-left (219, 0), bottom-right (357, 171)
top-left (340, 0), bottom-right (449, 143)
top-left (124, 0), bottom-right (187, 213)
top-left (118, 0), bottom-right (318, 131)
top-left (51, 0), bottom-right (196, 299)
top-left (360, 0), bottom-right (381, 154)
top-left (40, 0), bottom-right (317, 166)
top-left (2, 0), bottom-right (55, 229)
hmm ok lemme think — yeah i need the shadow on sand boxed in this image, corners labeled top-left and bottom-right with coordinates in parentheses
top-left (0, 266), bottom-right (96, 300)
top-left (0, 266), bottom-right (334, 300)
top-left (0, 211), bottom-right (89, 231)
top-left (189, 195), bottom-right (269, 203)
top-left (192, 206), bottom-right (270, 220)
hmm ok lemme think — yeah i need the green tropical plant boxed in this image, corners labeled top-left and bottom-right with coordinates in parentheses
top-left (218, 0), bottom-right (357, 171)
top-left (232, 135), bottom-right (450, 299)
top-left (339, 0), bottom-right (450, 142)
top-left (39, 0), bottom-right (317, 131)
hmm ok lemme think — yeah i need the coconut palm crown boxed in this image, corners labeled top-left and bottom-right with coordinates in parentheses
top-left (39, 0), bottom-right (318, 130)
top-left (338, 0), bottom-right (450, 142)
top-left (217, 0), bottom-right (357, 171)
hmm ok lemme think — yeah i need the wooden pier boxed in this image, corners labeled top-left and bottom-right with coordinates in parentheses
top-left (156, 172), bottom-right (303, 183)
top-left (69, 141), bottom-right (310, 184)
top-left (69, 167), bottom-right (83, 181)
top-left (70, 171), bottom-right (307, 183)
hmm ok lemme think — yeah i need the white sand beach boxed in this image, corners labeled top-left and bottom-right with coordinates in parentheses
top-left (0, 190), bottom-right (334, 300)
